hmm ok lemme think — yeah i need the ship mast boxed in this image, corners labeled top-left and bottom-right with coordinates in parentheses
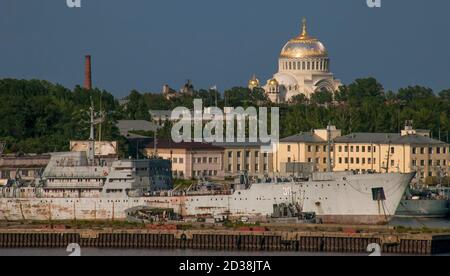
top-left (88, 97), bottom-right (96, 166)
top-left (326, 124), bottom-right (333, 173)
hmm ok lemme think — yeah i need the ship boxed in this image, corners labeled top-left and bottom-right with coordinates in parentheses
top-left (396, 187), bottom-right (450, 218)
top-left (0, 103), bottom-right (415, 225)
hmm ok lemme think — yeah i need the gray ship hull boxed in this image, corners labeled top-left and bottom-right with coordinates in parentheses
top-left (0, 172), bottom-right (415, 225)
top-left (396, 199), bottom-right (450, 218)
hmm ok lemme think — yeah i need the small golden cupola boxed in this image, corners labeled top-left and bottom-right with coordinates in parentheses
top-left (248, 74), bottom-right (260, 90)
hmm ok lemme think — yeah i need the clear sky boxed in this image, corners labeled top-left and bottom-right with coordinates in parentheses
top-left (1, 0), bottom-right (449, 97)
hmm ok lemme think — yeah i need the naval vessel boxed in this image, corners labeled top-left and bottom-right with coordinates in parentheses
top-left (0, 105), bottom-right (415, 225)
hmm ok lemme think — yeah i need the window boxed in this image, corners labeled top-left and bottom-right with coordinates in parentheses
top-left (428, 160), bottom-right (433, 166)
top-left (412, 160), bottom-right (417, 166)
top-left (437, 147), bottom-right (441, 154)
top-left (264, 164), bottom-right (268, 172)
top-left (362, 146), bottom-right (366, 153)
top-left (345, 146), bottom-right (348, 152)
top-left (255, 164), bottom-right (259, 172)
top-left (287, 145), bottom-right (291, 152)
top-left (391, 160), bottom-right (395, 167)
top-left (350, 158), bottom-right (354, 164)
top-left (255, 151), bottom-right (259, 158)
top-left (339, 157), bottom-right (342, 164)
top-left (339, 146), bottom-right (342, 152)
top-left (287, 157), bottom-right (291, 163)
top-left (323, 158), bottom-right (327, 164)
top-left (209, 157), bottom-right (213, 163)
top-left (237, 151), bottom-right (241, 158)
top-left (316, 146), bottom-right (320, 152)
top-left (420, 160), bottom-right (425, 166)
top-left (237, 164), bottom-right (241, 171)
top-left (308, 146), bottom-right (312, 152)
top-left (203, 157), bottom-right (207, 163)
top-left (228, 151), bottom-right (233, 158)
top-left (213, 158), bottom-right (218, 163)
top-left (345, 158), bottom-right (349, 164)
top-left (412, 148), bottom-right (417, 155)
top-left (179, 158), bottom-right (184, 164)
top-left (350, 146), bottom-right (354, 152)
top-left (246, 151), bottom-right (250, 158)
top-left (308, 158), bottom-right (312, 163)
top-left (173, 158), bottom-right (178, 163)
top-left (391, 147), bottom-right (395, 154)
top-left (429, 147), bottom-right (433, 154)
top-left (227, 164), bottom-right (232, 172)
top-left (420, 148), bottom-right (425, 154)
top-left (323, 145), bottom-right (327, 152)
top-left (362, 158), bottom-right (366, 164)
top-left (356, 158), bottom-right (360, 164)
top-left (356, 146), bottom-right (360, 153)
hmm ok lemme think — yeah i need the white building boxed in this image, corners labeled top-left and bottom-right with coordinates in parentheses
top-left (249, 18), bottom-right (342, 103)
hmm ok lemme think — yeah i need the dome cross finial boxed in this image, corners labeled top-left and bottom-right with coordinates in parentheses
top-left (301, 17), bottom-right (308, 38)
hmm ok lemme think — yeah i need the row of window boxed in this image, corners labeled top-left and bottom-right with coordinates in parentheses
top-left (227, 151), bottom-right (268, 159)
top-left (287, 145), bottom-right (450, 155)
top-left (192, 157), bottom-right (219, 164)
top-left (226, 163), bottom-right (269, 173)
top-left (412, 147), bottom-right (448, 155)
top-left (193, 170), bottom-right (218, 177)
top-left (412, 159), bottom-right (448, 167)
top-left (281, 59), bottom-right (329, 71)
top-left (338, 157), bottom-right (377, 165)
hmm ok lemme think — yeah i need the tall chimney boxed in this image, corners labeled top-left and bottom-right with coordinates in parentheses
top-left (84, 55), bottom-right (92, 90)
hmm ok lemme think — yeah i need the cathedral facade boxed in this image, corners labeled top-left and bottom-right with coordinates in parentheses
top-left (249, 19), bottom-right (342, 103)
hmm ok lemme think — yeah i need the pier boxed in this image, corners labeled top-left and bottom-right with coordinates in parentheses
top-left (0, 228), bottom-right (449, 255)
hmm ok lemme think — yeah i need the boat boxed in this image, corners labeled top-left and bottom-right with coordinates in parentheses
top-left (0, 103), bottom-right (415, 225)
top-left (396, 187), bottom-right (450, 218)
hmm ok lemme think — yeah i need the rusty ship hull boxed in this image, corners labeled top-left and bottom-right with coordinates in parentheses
top-left (0, 172), bottom-right (414, 225)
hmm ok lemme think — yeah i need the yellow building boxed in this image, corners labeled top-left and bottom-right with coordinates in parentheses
top-left (213, 142), bottom-right (274, 178)
top-left (143, 140), bottom-right (224, 180)
top-left (274, 126), bottom-right (341, 173)
top-left (275, 126), bottom-right (449, 183)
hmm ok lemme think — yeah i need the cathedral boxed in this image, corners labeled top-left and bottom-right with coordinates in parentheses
top-left (249, 19), bottom-right (342, 103)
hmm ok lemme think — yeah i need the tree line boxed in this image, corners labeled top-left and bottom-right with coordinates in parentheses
top-left (0, 77), bottom-right (449, 156)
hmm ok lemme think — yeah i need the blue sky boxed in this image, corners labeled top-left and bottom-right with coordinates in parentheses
top-left (0, 0), bottom-right (449, 97)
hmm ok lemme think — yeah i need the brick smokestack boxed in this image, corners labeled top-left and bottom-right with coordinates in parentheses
top-left (84, 55), bottom-right (92, 90)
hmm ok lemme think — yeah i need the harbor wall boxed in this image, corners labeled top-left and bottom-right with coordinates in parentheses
top-left (0, 229), bottom-right (449, 255)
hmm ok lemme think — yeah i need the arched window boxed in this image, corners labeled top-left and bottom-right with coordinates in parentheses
top-left (293, 62), bottom-right (296, 70)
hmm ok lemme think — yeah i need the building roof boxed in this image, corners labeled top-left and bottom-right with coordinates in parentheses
top-left (148, 140), bottom-right (224, 151)
top-left (212, 140), bottom-right (271, 149)
top-left (117, 120), bottom-right (158, 138)
top-left (334, 133), bottom-right (447, 145)
top-left (280, 132), bottom-right (325, 143)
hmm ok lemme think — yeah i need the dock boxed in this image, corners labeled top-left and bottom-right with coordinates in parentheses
top-left (0, 228), bottom-right (449, 255)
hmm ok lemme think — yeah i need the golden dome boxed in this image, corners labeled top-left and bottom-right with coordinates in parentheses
top-left (248, 74), bottom-right (260, 88)
top-left (268, 78), bottom-right (279, 86)
top-left (280, 18), bottom-right (328, 59)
